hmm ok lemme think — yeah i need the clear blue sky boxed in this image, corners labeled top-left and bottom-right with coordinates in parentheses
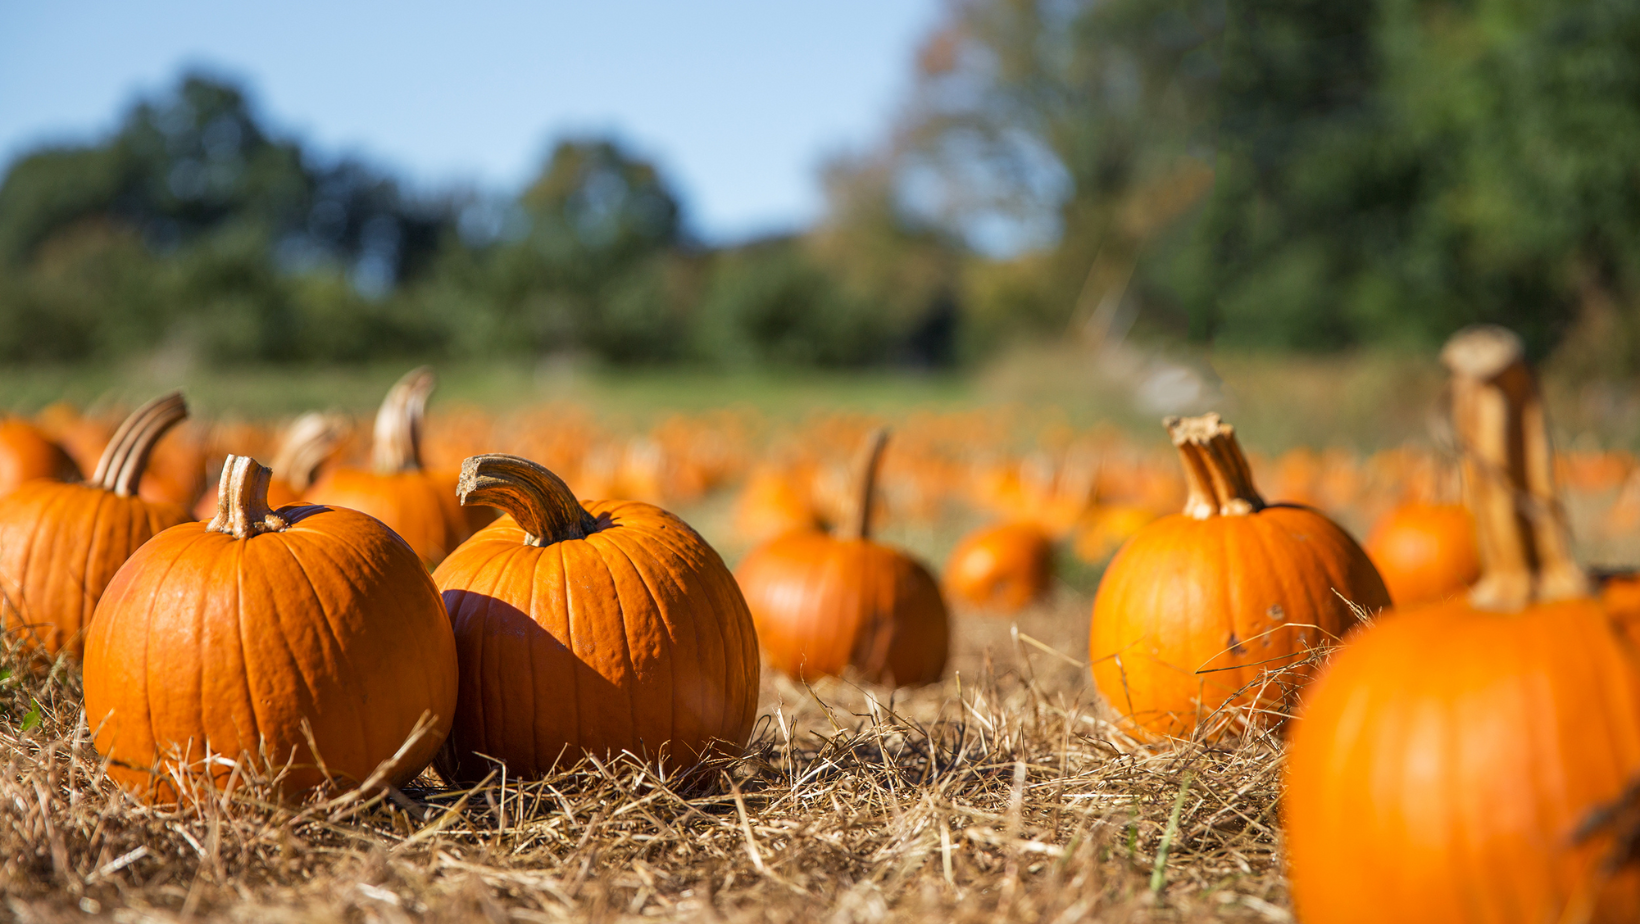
top-left (0, 2), bottom-right (943, 243)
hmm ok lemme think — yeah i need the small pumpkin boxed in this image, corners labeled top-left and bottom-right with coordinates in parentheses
top-left (1088, 414), bottom-right (1389, 741)
top-left (83, 455), bottom-right (458, 801)
top-left (1285, 325), bottom-right (1640, 923)
top-left (432, 454), bottom-right (759, 781)
top-left (0, 393), bottom-right (193, 658)
top-left (0, 418), bottom-right (79, 497)
top-left (736, 429), bottom-right (949, 687)
top-left (1363, 502), bottom-right (1480, 605)
top-left (944, 520), bottom-right (1053, 613)
top-left (193, 412), bottom-right (349, 520)
top-left (304, 367), bottom-right (470, 567)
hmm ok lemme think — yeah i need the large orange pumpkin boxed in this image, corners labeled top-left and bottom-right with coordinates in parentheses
top-left (83, 455), bottom-right (458, 801)
top-left (944, 520), bottom-right (1053, 613)
top-left (0, 393), bottom-right (193, 658)
top-left (1363, 502), bottom-right (1480, 605)
top-left (1285, 325), bottom-right (1640, 923)
top-left (432, 454), bottom-right (760, 781)
top-left (736, 429), bottom-right (949, 687)
top-left (0, 419), bottom-right (79, 497)
top-left (1088, 414), bottom-right (1389, 742)
top-left (304, 367), bottom-right (470, 567)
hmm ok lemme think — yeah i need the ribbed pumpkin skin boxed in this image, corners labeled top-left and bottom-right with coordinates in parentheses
top-left (305, 468), bottom-right (468, 568)
top-left (737, 530), bottom-right (949, 686)
top-left (432, 500), bottom-right (760, 781)
top-left (0, 482), bottom-right (190, 657)
top-left (1285, 599), bottom-right (1640, 923)
top-left (1090, 505), bottom-right (1388, 740)
top-left (945, 521), bottom-right (1052, 613)
top-left (82, 504), bottom-right (457, 800)
top-left (1364, 503), bottom-right (1480, 606)
top-left (0, 421), bottom-right (78, 497)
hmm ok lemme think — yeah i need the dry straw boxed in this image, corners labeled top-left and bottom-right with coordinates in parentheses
top-left (0, 600), bottom-right (1295, 922)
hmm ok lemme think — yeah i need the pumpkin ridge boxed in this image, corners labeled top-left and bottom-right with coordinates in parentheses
top-left (592, 530), bottom-right (675, 749)
top-left (556, 540), bottom-right (583, 762)
top-left (142, 526), bottom-right (215, 782)
top-left (599, 525), bottom-right (710, 743)
top-left (16, 484), bottom-right (78, 640)
top-left (470, 542), bottom-right (524, 772)
top-left (266, 530), bottom-right (373, 768)
top-left (525, 541), bottom-right (551, 772)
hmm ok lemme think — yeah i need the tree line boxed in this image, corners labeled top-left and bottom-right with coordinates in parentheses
top-left (3, 0), bottom-right (1636, 369)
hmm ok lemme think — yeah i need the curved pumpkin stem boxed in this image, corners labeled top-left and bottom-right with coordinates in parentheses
top-left (371, 367), bottom-right (434, 475)
top-left (91, 391), bottom-right (189, 498)
top-left (1441, 325), bottom-right (1587, 610)
top-left (849, 428), bottom-right (890, 541)
top-left (1165, 413), bottom-right (1265, 519)
top-left (272, 412), bottom-right (348, 493)
top-left (458, 453), bottom-right (597, 547)
top-left (206, 455), bottom-right (288, 540)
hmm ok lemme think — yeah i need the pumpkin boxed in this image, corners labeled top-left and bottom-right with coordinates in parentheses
top-left (1285, 325), bottom-right (1640, 923)
top-left (83, 455), bottom-right (458, 801)
top-left (1088, 414), bottom-right (1389, 741)
top-left (193, 412), bottom-right (349, 520)
top-left (0, 393), bottom-right (193, 658)
top-left (1363, 502), bottom-right (1480, 605)
top-left (944, 520), bottom-right (1053, 613)
top-left (0, 418), bottom-right (79, 497)
top-left (431, 454), bottom-right (759, 781)
top-left (736, 429), bottom-right (949, 687)
top-left (304, 367), bottom-right (471, 567)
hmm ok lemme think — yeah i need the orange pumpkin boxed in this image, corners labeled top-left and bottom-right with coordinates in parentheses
top-left (944, 520), bottom-right (1053, 613)
top-left (1285, 325), bottom-right (1640, 923)
top-left (0, 393), bottom-right (193, 658)
top-left (736, 429), bottom-right (949, 687)
top-left (1088, 414), bottom-right (1389, 742)
top-left (83, 455), bottom-right (458, 801)
top-left (304, 367), bottom-right (471, 567)
top-left (1363, 502), bottom-right (1480, 605)
top-left (193, 412), bottom-right (349, 520)
top-left (432, 454), bottom-right (759, 781)
top-left (0, 418), bottom-right (79, 497)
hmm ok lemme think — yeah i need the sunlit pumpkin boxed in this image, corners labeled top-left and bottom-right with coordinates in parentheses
top-left (1285, 325), bottom-right (1640, 923)
top-left (1088, 413), bottom-right (1389, 741)
top-left (83, 455), bottom-right (457, 801)
top-left (736, 429), bottom-right (949, 687)
top-left (0, 393), bottom-right (193, 658)
top-left (1363, 502), bottom-right (1480, 605)
top-left (304, 367), bottom-right (471, 567)
top-left (944, 520), bottom-right (1053, 613)
top-left (0, 418), bottom-right (79, 497)
top-left (432, 454), bottom-right (759, 781)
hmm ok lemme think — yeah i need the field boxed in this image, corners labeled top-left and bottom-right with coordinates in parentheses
top-left (5, 342), bottom-right (1640, 922)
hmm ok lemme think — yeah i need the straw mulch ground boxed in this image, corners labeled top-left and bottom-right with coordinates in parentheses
top-left (0, 597), bottom-right (1293, 924)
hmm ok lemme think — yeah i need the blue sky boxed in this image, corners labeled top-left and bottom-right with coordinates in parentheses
top-left (0, 2), bottom-right (943, 243)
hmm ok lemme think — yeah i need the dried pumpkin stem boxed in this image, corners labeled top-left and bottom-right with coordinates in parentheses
top-left (272, 412), bottom-right (348, 493)
top-left (1165, 414), bottom-right (1265, 519)
top-left (1442, 325), bottom-right (1587, 610)
top-left (371, 367), bottom-right (435, 475)
top-left (206, 455), bottom-right (288, 540)
top-left (91, 391), bottom-right (189, 498)
top-left (458, 453), bottom-right (597, 547)
top-left (849, 428), bottom-right (890, 541)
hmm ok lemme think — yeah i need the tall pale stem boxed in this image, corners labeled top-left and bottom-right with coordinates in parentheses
top-left (848, 428), bottom-right (890, 541)
top-left (1165, 414), bottom-right (1265, 520)
top-left (90, 392), bottom-right (188, 498)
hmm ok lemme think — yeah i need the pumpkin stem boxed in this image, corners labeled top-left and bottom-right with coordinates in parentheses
top-left (91, 391), bottom-right (189, 498)
top-left (849, 428), bottom-right (890, 541)
top-left (1441, 325), bottom-right (1587, 610)
top-left (272, 412), bottom-right (348, 493)
top-left (458, 453), bottom-right (597, 547)
top-left (1165, 414), bottom-right (1265, 519)
top-left (371, 366), bottom-right (434, 475)
top-left (206, 455), bottom-right (289, 539)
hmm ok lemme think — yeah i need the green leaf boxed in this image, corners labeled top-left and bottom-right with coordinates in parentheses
top-left (19, 701), bottom-right (41, 733)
